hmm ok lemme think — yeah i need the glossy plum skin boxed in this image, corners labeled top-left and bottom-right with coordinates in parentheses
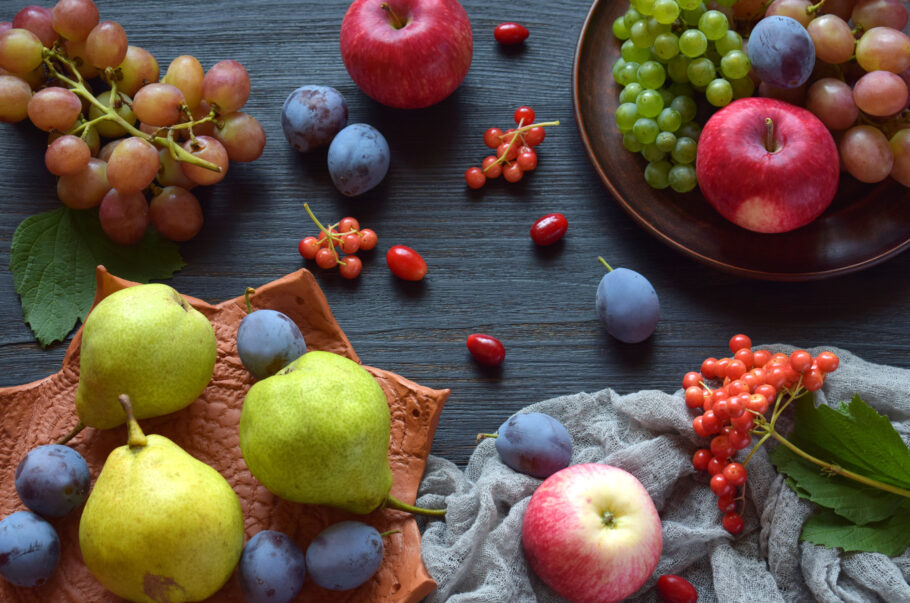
top-left (238, 530), bottom-right (306, 603)
top-left (747, 16), bottom-right (816, 88)
top-left (281, 85), bottom-right (348, 152)
top-left (236, 309), bottom-right (307, 379)
top-left (0, 511), bottom-right (61, 587)
top-left (466, 333), bottom-right (506, 366)
top-left (326, 123), bottom-right (390, 197)
top-left (15, 444), bottom-right (90, 518)
top-left (595, 267), bottom-right (660, 343)
top-left (305, 521), bottom-right (384, 591)
top-left (494, 412), bottom-right (572, 478)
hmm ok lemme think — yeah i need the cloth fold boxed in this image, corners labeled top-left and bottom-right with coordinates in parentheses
top-left (416, 346), bottom-right (910, 602)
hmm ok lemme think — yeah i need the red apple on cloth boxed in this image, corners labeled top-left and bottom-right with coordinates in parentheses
top-left (339, 0), bottom-right (473, 109)
top-left (695, 97), bottom-right (839, 233)
top-left (521, 463), bottom-right (663, 603)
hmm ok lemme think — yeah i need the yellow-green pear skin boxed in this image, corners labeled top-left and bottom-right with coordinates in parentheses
top-left (239, 350), bottom-right (393, 514)
top-left (78, 433), bottom-right (244, 603)
top-left (75, 283), bottom-right (217, 429)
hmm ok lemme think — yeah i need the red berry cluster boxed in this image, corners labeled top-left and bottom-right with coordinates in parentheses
top-left (464, 106), bottom-right (559, 189)
top-left (684, 334), bottom-right (840, 535)
top-left (297, 203), bottom-right (377, 279)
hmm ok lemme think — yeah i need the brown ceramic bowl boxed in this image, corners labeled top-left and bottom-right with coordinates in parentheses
top-left (572, 0), bottom-right (910, 281)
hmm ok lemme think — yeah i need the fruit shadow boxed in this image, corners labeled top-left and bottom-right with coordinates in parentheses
top-left (532, 239), bottom-right (566, 263)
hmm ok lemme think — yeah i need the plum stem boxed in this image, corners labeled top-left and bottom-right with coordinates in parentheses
top-left (55, 421), bottom-right (86, 445)
top-left (244, 287), bottom-right (255, 314)
top-left (597, 256), bottom-right (614, 272)
top-left (476, 432), bottom-right (499, 443)
top-left (764, 117), bottom-right (779, 153)
top-left (380, 3), bottom-right (408, 29)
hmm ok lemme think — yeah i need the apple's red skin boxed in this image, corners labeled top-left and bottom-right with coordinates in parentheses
top-left (340, 0), bottom-right (473, 109)
top-left (695, 97), bottom-right (839, 234)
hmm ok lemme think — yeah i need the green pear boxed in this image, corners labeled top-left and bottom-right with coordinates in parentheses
top-left (75, 283), bottom-right (217, 429)
top-left (239, 350), bottom-right (444, 517)
top-left (79, 395), bottom-right (244, 603)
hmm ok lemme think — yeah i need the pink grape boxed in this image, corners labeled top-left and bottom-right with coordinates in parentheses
top-left (852, 0), bottom-right (908, 31)
top-left (853, 70), bottom-right (908, 116)
top-left (12, 6), bottom-right (58, 47)
top-left (765, 0), bottom-right (814, 26)
top-left (132, 82), bottom-right (186, 127)
top-left (149, 186), bottom-right (203, 242)
top-left (62, 38), bottom-right (98, 79)
top-left (806, 78), bottom-right (859, 130)
top-left (50, 127), bottom-right (98, 155)
top-left (202, 59), bottom-right (250, 114)
top-left (116, 45), bottom-right (160, 96)
top-left (839, 125), bottom-right (894, 183)
top-left (45, 134), bottom-right (90, 176)
top-left (85, 20), bottom-right (127, 68)
top-left (0, 28), bottom-right (44, 73)
top-left (856, 27), bottom-right (910, 73)
top-left (0, 74), bottom-right (32, 122)
top-left (180, 135), bottom-right (229, 185)
top-left (57, 157), bottom-right (109, 209)
top-left (27, 86), bottom-right (82, 131)
top-left (156, 148), bottom-right (196, 189)
top-left (820, 0), bottom-right (857, 19)
top-left (889, 129), bottom-right (910, 186)
top-left (214, 112), bottom-right (266, 162)
top-left (98, 138), bottom-right (121, 162)
top-left (98, 189), bottom-right (149, 245)
top-left (52, 0), bottom-right (99, 42)
top-left (758, 81), bottom-right (807, 106)
top-left (807, 15), bottom-right (856, 65)
top-left (163, 55), bottom-right (204, 109)
top-left (106, 136), bottom-right (159, 194)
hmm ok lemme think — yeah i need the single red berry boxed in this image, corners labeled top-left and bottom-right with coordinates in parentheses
top-left (684, 385), bottom-right (705, 409)
top-left (338, 255), bottom-right (362, 279)
top-left (656, 574), bottom-right (698, 603)
top-left (497, 142), bottom-right (518, 161)
top-left (516, 146), bottom-right (538, 171)
top-left (482, 156), bottom-right (502, 178)
top-left (359, 228), bottom-right (378, 250)
top-left (746, 393), bottom-right (769, 414)
top-left (529, 213), bottom-right (568, 246)
top-left (514, 105), bottom-right (535, 125)
top-left (730, 412), bottom-right (754, 431)
top-left (710, 434), bottom-right (735, 459)
top-left (692, 416), bottom-right (710, 438)
top-left (710, 473), bottom-right (733, 497)
top-left (729, 428), bottom-right (752, 450)
top-left (465, 166), bottom-right (486, 189)
top-left (682, 371), bottom-right (701, 389)
top-left (717, 494), bottom-right (737, 513)
top-left (494, 21), bottom-right (529, 45)
top-left (815, 351), bottom-right (839, 373)
top-left (726, 358), bottom-right (747, 380)
top-left (707, 456), bottom-right (726, 475)
top-left (803, 368), bottom-right (825, 391)
top-left (722, 462), bottom-right (748, 487)
top-left (337, 216), bottom-right (360, 233)
top-left (722, 512), bottom-right (745, 534)
top-left (315, 247), bottom-right (337, 269)
top-left (692, 448), bottom-right (712, 472)
top-left (729, 334), bottom-right (752, 353)
top-left (386, 244), bottom-right (427, 281)
top-left (483, 127), bottom-right (503, 148)
top-left (752, 349), bottom-right (772, 367)
top-left (466, 333), bottom-right (506, 366)
top-left (700, 357), bottom-right (718, 379)
top-left (789, 349), bottom-right (813, 373)
top-left (524, 126), bottom-right (545, 146)
top-left (502, 162), bottom-right (523, 182)
top-left (341, 233), bottom-right (361, 254)
top-left (298, 236), bottom-right (320, 259)
top-left (733, 347), bottom-right (754, 368)
top-left (701, 410), bottom-right (721, 434)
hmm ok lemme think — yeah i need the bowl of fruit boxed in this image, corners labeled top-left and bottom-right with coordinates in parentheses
top-left (572, 0), bottom-right (910, 281)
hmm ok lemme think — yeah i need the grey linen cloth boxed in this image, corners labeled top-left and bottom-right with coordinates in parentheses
top-left (415, 346), bottom-right (910, 602)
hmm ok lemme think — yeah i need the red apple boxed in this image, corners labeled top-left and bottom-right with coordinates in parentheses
top-left (522, 463), bottom-right (663, 603)
top-left (339, 0), bottom-right (472, 109)
top-left (695, 97), bottom-right (839, 233)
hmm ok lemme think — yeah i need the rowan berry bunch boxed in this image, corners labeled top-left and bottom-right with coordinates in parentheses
top-left (297, 203), bottom-right (377, 279)
top-left (683, 334), bottom-right (840, 535)
top-left (464, 105), bottom-right (559, 189)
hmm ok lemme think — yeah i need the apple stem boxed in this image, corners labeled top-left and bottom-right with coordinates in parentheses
top-left (597, 256), bottom-right (614, 272)
top-left (476, 432), bottom-right (499, 443)
top-left (244, 287), bottom-right (255, 314)
top-left (380, 2), bottom-right (408, 29)
top-left (764, 117), bottom-right (779, 153)
top-left (384, 494), bottom-right (446, 517)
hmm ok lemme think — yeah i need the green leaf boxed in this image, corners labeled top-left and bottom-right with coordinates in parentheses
top-left (788, 394), bottom-right (910, 491)
top-left (800, 507), bottom-right (910, 557)
top-left (770, 445), bottom-right (904, 525)
top-left (9, 207), bottom-right (185, 347)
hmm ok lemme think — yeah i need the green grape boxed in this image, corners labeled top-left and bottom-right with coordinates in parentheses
top-left (686, 57), bottom-right (716, 87)
top-left (613, 16), bottom-right (631, 40)
top-left (646, 17), bottom-right (671, 38)
top-left (720, 50), bottom-right (750, 80)
top-left (635, 89), bottom-right (664, 118)
top-left (637, 60), bottom-right (667, 89)
top-left (670, 95), bottom-right (697, 122)
top-left (679, 29), bottom-right (708, 58)
top-left (658, 88), bottom-right (674, 107)
top-left (653, 32), bottom-right (680, 60)
top-left (644, 160), bottom-right (672, 189)
top-left (634, 0), bottom-right (657, 16)
top-left (657, 107), bottom-right (682, 132)
top-left (624, 7), bottom-right (643, 29)
top-left (655, 131), bottom-right (677, 152)
top-left (678, 120), bottom-right (702, 141)
top-left (669, 164), bottom-right (698, 193)
top-left (629, 20), bottom-right (655, 48)
top-left (677, 0), bottom-right (702, 9)
top-left (667, 55), bottom-right (691, 83)
top-left (730, 76), bottom-right (755, 99)
top-left (705, 78), bottom-right (733, 107)
top-left (671, 136), bottom-right (697, 164)
top-left (682, 3), bottom-right (707, 26)
top-left (698, 10), bottom-right (729, 41)
top-left (617, 61), bottom-right (641, 86)
top-left (612, 58), bottom-right (626, 82)
top-left (714, 30), bottom-right (742, 55)
top-left (633, 117), bottom-right (660, 144)
top-left (642, 143), bottom-right (667, 162)
top-left (619, 82), bottom-right (644, 103)
top-left (623, 132), bottom-right (645, 152)
top-left (653, 0), bottom-right (681, 24)
top-left (622, 40), bottom-right (652, 63)
top-left (616, 102), bottom-right (640, 132)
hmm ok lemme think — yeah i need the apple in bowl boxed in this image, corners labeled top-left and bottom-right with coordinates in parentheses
top-left (339, 0), bottom-right (473, 109)
top-left (695, 96), bottom-right (839, 234)
top-left (521, 463), bottom-right (663, 603)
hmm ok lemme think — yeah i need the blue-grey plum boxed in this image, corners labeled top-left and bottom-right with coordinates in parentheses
top-left (236, 309), bottom-right (307, 379)
top-left (327, 123), bottom-right (390, 197)
top-left (305, 521), bottom-right (384, 591)
top-left (747, 16), bottom-right (816, 88)
top-left (238, 530), bottom-right (306, 603)
top-left (596, 267), bottom-right (659, 343)
top-left (493, 412), bottom-right (572, 479)
top-left (281, 85), bottom-right (348, 152)
top-left (15, 444), bottom-right (90, 518)
top-left (0, 511), bottom-right (60, 587)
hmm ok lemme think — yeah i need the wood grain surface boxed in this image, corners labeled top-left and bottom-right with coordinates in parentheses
top-left (1, 0), bottom-right (909, 472)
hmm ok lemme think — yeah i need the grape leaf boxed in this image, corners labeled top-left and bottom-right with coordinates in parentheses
top-left (9, 207), bottom-right (185, 347)
top-left (800, 506), bottom-right (910, 557)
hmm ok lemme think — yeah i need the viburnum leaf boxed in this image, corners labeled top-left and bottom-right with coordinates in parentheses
top-left (9, 207), bottom-right (185, 347)
top-left (800, 506), bottom-right (910, 557)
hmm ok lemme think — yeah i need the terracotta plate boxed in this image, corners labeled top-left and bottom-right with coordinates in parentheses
top-left (0, 266), bottom-right (449, 602)
top-left (572, 0), bottom-right (910, 281)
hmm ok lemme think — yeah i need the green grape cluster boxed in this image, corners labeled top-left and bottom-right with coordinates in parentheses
top-left (610, 0), bottom-right (750, 193)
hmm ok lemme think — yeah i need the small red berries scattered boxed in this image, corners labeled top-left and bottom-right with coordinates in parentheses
top-left (529, 213), bottom-right (568, 246)
top-left (297, 203), bottom-right (377, 279)
top-left (386, 245), bottom-right (427, 281)
top-left (465, 106), bottom-right (559, 189)
top-left (656, 574), bottom-right (698, 603)
top-left (493, 22), bottom-right (529, 45)
top-left (466, 333), bottom-right (506, 366)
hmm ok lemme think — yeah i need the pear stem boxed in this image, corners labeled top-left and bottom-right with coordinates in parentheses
top-left (118, 394), bottom-right (148, 448)
top-left (244, 287), bottom-right (255, 314)
top-left (384, 494), bottom-right (446, 518)
top-left (55, 421), bottom-right (86, 445)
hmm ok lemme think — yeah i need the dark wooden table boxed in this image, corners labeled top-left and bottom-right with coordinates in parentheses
top-left (1, 0), bottom-right (909, 469)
